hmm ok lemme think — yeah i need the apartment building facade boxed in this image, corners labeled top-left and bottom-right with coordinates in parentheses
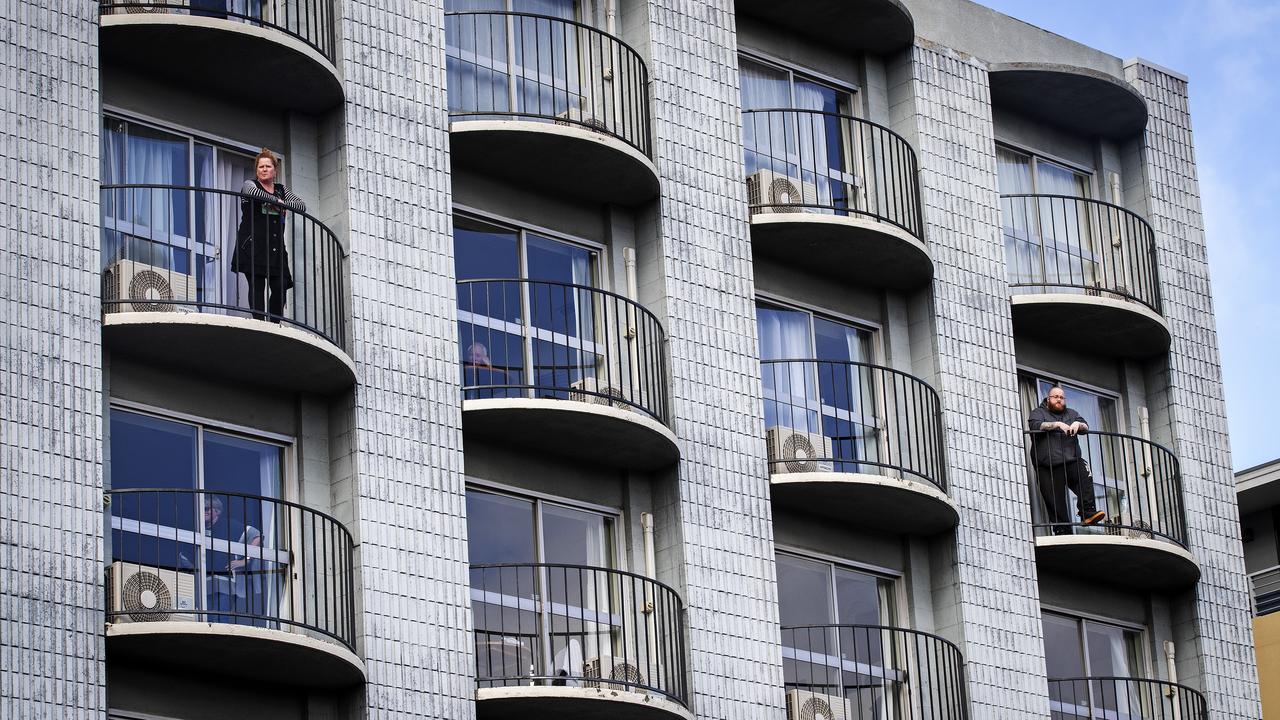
top-left (0, 0), bottom-right (1260, 718)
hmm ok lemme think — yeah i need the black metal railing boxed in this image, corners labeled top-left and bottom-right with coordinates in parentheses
top-left (781, 625), bottom-right (968, 719)
top-left (742, 109), bottom-right (923, 239)
top-left (470, 563), bottom-right (687, 707)
top-left (445, 11), bottom-right (651, 156)
top-left (100, 184), bottom-right (347, 349)
top-left (457, 278), bottom-right (668, 424)
top-left (1024, 430), bottom-right (1186, 546)
top-left (106, 488), bottom-right (356, 651)
top-left (761, 360), bottom-right (946, 491)
top-left (99, 0), bottom-right (337, 63)
top-left (1048, 677), bottom-right (1208, 720)
top-left (1000, 194), bottom-right (1161, 313)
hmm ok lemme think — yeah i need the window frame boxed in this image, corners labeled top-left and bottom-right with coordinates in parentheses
top-left (1041, 608), bottom-right (1153, 717)
top-left (1016, 366), bottom-right (1124, 430)
top-left (994, 140), bottom-right (1097, 198)
top-left (737, 50), bottom-right (861, 112)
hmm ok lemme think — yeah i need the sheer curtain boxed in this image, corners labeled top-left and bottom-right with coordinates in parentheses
top-left (513, 0), bottom-right (579, 119)
top-left (997, 147), bottom-right (1037, 285)
top-left (740, 59), bottom-right (791, 178)
top-left (793, 79), bottom-right (839, 208)
top-left (758, 304), bottom-right (816, 432)
top-left (447, 0), bottom-right (512, 116)
top-left (1037, 160), bottom-right (1095, 288)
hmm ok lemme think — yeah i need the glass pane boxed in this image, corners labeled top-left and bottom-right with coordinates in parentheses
top-left (530, 338), bottom-right (598, 399)
top-left (455, 216), bottom-right (520, 282)
top-left (997, 146), bottom-right (1033, 195)
top-left (526, 234), bottom-right (596, 338)
top-left (834, 568), bottom-right (886, 626)
top-left (467, 490), bottom-right (537, 566)
top-left (468, 490), bottom-right (540, 684)
top-left (777, 554), bottom-right (835, 627)
top-left (541, 503), bottom-right (612, 567)
top-left (739, 57), bottom-right (790, 111)
top-left (512, 12), bottom-right (581, 118)
top-left (1042, 613), bottom-right (1086, 679)
top-left (758, 302), bottom-right (818, 433)
top-left (1084, 622), bottom-right (1137, 677)
top-left (460, 321), bottom-right (525, 399)
top-left (110, 409), bottom-right (199, 493)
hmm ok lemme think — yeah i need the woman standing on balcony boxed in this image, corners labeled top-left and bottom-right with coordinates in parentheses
top-left (231, 148), bottom-right (306, 322)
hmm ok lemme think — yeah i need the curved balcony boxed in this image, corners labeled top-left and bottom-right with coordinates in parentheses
top-left (989, 62), bottom-right (1148, 140)
top-left (105, 488), bottom-right (361, 687)
top-left (781, 625), bottom-right (968, 719)
top-left (470, 563), bottom-right (689, 720)
top-left (99, 0), bottom-right (341, 112)
top-left (1048, 677), bottom-right (1208, 720)
top-left (445, 12), bottom-right (658, 205)
top-left (100, 184), bottom-right (354, 394)
top-left (734, 0), bottom-right (914, 55)
top-left (1024, 430), bottom-right (1199, 590)
top-left (762, 360), bottom-right (955, 534)
top-left (458, 279), bottom-right (676, 470)
top-left (1001, 194), bottom-right (1169, 358)
top-left (743, 110), bottom-right (929, 290)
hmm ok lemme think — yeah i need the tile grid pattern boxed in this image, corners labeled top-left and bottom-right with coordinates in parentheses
top-left (644, 1), bottom-right (787, 717)
top-left (910, 42), bottom-right (1050, 718)
top-left (338, 2), bottom-right (474, 718)
top-left (0, 3), bottom-right (106, 719)
top-left (1125, 60), bottom-right (1261, 720)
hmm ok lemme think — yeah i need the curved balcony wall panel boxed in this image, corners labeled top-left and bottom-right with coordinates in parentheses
top-left (470, 563), bottom-right (688, 708)
top-left (781, 625), bottom-right (968, 719)
top-left (100, 0), bottom-right (336, 62)
top-left (762, 360), bottom-right (945, 490)
top-left (101, 185), bottom-right (347, 344)
top-left (1001, 194), bottom-right (1160, 312)
top-left (445, 12), bottom-right (650, 156)
top-left (744, 110), bottom-right (922, 239)
top-left (106, 488), bottom-right (356, 648)
top-left (458, 279), bottom-right (668, 424)
top-left (1048, 677), bottom-right (1208, 720)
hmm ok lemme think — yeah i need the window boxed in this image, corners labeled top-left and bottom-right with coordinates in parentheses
top-left (466, 487), bottom-right (619, 685)
top-left (454, 214), bottom-right (603, 400)
top-left (108, 406), bottom-right (288, 626)
top-left (1019, 374), bottom-right (1133, 531)
top-left (757, 300), bottom-right (880, 472)
top-left (777, 552), bottom-right (899, 717)
top-left (740, 56), bottom-right (859, 213)
top-left (997, 145), bottom-right (1099, 290)
top-left (1043, 611), bottom-right (1146, 719)
top-left (100, 114), bottom-right (257, 305)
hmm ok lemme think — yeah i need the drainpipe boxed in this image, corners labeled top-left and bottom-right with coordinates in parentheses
top-left (624, 248), bottom-right (641, 405)
top-left (1164, 641), bottom-right (1181, 720)
top-left (1139, 407), bottom-right (1159, 531)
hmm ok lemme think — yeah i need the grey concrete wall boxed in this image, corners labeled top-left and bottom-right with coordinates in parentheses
top-left (0, 2), bottom-right (107, 718)
top-left (334, 1), bottom-right (473, 718)
top-left (908, 40), bottom-right (1049, 717)
top-left (642, 1), bottom-right (786, 717)
top-left (1124, 59), bottom-right (1262, 719)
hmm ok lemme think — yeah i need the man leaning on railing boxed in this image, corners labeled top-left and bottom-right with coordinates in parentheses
top-left (1029, 386), bottom-right (1107, 535)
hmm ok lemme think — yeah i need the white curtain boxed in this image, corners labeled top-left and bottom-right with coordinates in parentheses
top-left (1036, 160), bottom-right (1095, 287)
top-left (793, 79), bottom-right (833, 207)
top-left (740, 59), bottom-right (791, 177)
top-left (998, 147), bottom-right (1037, 285)
top-left (758, 305), bottom-right (816, 432)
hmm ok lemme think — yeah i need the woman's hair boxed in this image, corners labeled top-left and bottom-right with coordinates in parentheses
top-left (254, 147), bottom-right (279, 169)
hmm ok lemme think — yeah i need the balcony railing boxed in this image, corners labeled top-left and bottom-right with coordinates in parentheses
top-left (445, 11), bottom-right (651, 156)
top-left (457, 279), bottom-right (669, 424)
top-left (1000, 194), bottom-right (1161, 313)
top-left (100, 184), bottom-right (347, 349)
top-left (742, 109), bottom-right (923, 239)
top-left (1024, 430), bottom-right (1186, 546)
top-left (99, 0), bottom-right (337, 63)
top-left (761, 360), bottom-right (946, 491)
top-left (106, 488), bottom-right (356, 650)
top-left (781, 625), bottom-right (967, 719)
top-left (470, 563), bottom-right (688, 707)
top-left (1048, 677), bottom-right (1208, 720)
top-left (1251, 565), bottom-right (1280, 616)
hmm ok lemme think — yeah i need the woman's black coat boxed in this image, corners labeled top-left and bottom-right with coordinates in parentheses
top-left (231, 179), bottom-right (296, 289)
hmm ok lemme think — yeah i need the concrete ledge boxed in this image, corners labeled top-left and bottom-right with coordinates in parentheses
top-left (750, 212), bottom-right (932, 290)
top-left (734, 0), bottom-right (914, 54)
top-left (1010, 293), bottom-right (1170, 358)
top-left (104, 312), bottom-right (356, 394)
top-left (770, 471), bottom-right (958, 535)
top-left (106, 620), bottom-right (364, 688)
top-left (989, 62), bottom-right (1148, 139)
top-left (462, 398), bottom-right (679, 471)
top-left (450, 120), bottom-right (660, 206)
top-left (100, 14), bottom-right (342, 112)
top-left (476, 686), bottom-right (692, 720)
top-left (1034, 534), bottom-right (1200, 591)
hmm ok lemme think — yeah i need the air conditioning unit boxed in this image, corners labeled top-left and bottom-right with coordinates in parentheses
top-left (107, 561), bottom-right (197, 623)
top-left (103, 259), bottom-right (194, 313)
top-left (767, 426), bottom-right (834, 474)
top-left (746, 170), bottom-right (819, 214)
top-left (555, 107), bottom-right (610, 133)
top-left (786, 689), bottom-right (850, 720)
top-left (583, 655), bottom-right (646, 690)
top-left (569, 377), bottom-right (630, 410)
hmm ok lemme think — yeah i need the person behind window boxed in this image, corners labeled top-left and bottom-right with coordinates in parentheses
top-left (1028, 385), bottom-right (1106, 535)
top-left (231, 148), bottom-right (306, 323)
top-left (203, 495), bottom-right (262, 624)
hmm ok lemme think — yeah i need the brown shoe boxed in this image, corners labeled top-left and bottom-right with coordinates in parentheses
top-left (1081, 510), bottom-right (1106, 526)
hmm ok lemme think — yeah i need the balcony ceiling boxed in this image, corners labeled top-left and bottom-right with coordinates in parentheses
top-left (735, 0), bottom-right (914, 54)
top-left (989, 63), bottom-right (1148, 140)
